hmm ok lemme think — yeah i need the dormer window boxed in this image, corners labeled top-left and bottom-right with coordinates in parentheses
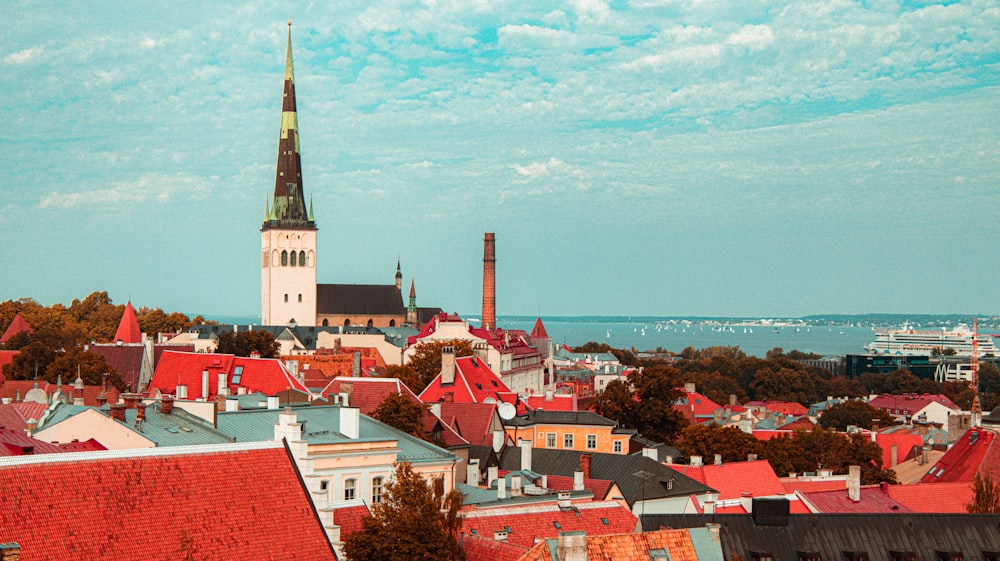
top-left (798, 552), bottom-right (821, 561)
top-left (751, 552), bottom-right (774, 561)
top-left (843, 551), bottom-right (868, 561)
top-left (889, 551), bottom-right (916, 561)
top-left (935, 552), bottom-right (962, 561)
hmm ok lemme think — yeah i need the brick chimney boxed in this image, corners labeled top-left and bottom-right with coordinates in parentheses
top-left (161, 395), bottom-right (174, 415)
top-left (0, 542), bottom-right (21, 561)
top-left (580, 453), bottom-right (592, 480)
top-left (556, 531), bottom-right (588, 561)
top-left (136, 401), bottom-right (147, 421)
top-left (482, 232), bottom-right (496, 331)
top-left (96, 393), bottom-right (108, 408)
top-left (123, 393), bottom-right (140, 409)
top-left (109, 403), bottom-right (127, 422)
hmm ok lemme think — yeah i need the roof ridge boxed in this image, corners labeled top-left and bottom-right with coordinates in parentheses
top-left (0, 440), bottom-right (281, 468)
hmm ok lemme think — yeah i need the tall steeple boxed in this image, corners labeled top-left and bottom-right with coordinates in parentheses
top-left (264, 21), bottom-right (313, 229)
top-left (395, 259), bottom-right (403, 290)
top-left (406, 278), bottom-right (418, 327)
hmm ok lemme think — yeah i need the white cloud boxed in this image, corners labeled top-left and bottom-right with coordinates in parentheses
top-left (40, 173), bottom-right (212, 210)
top-left (4, 47), bottom-right (41, 65)
top-left (726, 24), bottom-right (774, 50)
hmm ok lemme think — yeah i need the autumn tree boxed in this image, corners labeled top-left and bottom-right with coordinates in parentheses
top-left (214, 330), bottom-right (279, 358)
top-left (343, 462), bottom-right (465, 561)
top-left (676, 424), bottom-right (765, 464)
top-left (592, 365), bottom-right (688, 444)
top-left (818, 400), bottom-right (895, 431)
top-left (573, 341), bottom-right (640, 366)
top-left (137, 307), bottom-right (197, 336)
top-left (967, 471), bottom-right (1000, 513)
top-left (406, 339), bottom-right (474, 393)
top-left (789, 427), bottom-right (897, 485)
top-left (748, 366), bottom-right (821, 404)
top-left (372, 393), bottom-right (425, 436)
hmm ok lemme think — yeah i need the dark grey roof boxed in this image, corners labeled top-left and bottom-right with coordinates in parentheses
top-left (417, 307), bottom-right (443, 325)
top-left (317, 284), bottom-right (403, 316)
top-left (642, 512), bottom-right (1000, 559)
top-left (498, 447), bottom-right (713, 505)
top-left (505, 410), bottom-right (618, 428)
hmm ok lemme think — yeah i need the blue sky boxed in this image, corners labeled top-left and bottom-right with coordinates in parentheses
top-left (1, 0), bottom-right (998, 319)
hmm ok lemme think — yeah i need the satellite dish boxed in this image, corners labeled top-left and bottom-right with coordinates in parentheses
top-left (498, 402), bottom-right (517, 421)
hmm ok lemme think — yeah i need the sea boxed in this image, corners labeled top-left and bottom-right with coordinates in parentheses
top-left (203, 314), bottom-right (998, 359)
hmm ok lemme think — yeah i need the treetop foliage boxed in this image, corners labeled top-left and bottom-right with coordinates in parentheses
top-left (406, 339), bottom-right (474, 393)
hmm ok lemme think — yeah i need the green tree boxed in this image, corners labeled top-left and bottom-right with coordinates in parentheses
top-left (406, 339), bottom-right (474, 392)
top-left (573, 341), bottom-right (640, 366)
top-left (2, 341), bottom-right (57, 381)
top-left (790, 427), bottom-right (897, 485)
top-left (372, 393), bottom-right (425, 436)
top-left (818, 400), bottom-right (896, 431)
top-left (343, 462), bottom-right (465, 561)
top-left (676, 424), bottom-right (765, 464)
top-left (967, 471), bottom-right (1000, 513)
top-left (137, 307), bottom-right (197, 336)
top-left (214, 330), bottom-right (280, 358)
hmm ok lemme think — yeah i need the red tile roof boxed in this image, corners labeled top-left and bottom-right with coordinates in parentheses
top-left (520, 528), bottom-right (699, 561)
top-left (779, 478), bottom-right (847, 494)
top-left (437, 402), bottom-right (499, 447)
top-left (524, 393), bottom-right (578, 412)
top-left (530, 318), bottom-right (549, 339)
top-left (667, 460), bottom-right (787, 501)
top-left (333, 503), bottom-right (371, 537)
top-left (319, 377), bottom-right (467, 447)
top-left (745, 400), bottom-right (809, 416)
top-left (1, 312), bottom-right (33, 343)
top-left (149, 350), bottom-right (307, 399)
top-left (869, 393), bottom-right (960, 416)
top-left (0, 443), bottom-right (336, 561)
top-left (868, 430), bottom-right (924, 468)
top-left (921, 427), bottom-right (999, 483)
top-left (461, 532), bottom-right (530, 561)
top-left (113, 301), bottom-right (143, 344)
top-left (55, 438), bottom-right (106, 453)
top-left (676, 390), bottom-right (723, 419)
top-left (886, 482), bottom-right (974, 513)
top-left (0, 427), bottom-right (63, 455)
top-left (88, 345), bottom-right (145, 391)
top-left (798, 485), bottom-right (912, 513)
top-left (460, 500), bottom-right (636, 548)
top-left (420, 356), bottom-right (514, 405)
top-left (543, 473), bottom-right (615, 500)
top-left (0, 402), bottom-right (47, 432)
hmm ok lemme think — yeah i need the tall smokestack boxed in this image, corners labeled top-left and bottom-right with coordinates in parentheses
top-left (482, 232), bottom-right (496, 331)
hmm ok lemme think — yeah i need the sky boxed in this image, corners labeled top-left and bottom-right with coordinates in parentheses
top-left (1, 0), bottom-right (998, 320)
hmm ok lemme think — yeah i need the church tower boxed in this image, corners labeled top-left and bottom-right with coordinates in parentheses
top-left (261, 22), bottom-right (317, 326)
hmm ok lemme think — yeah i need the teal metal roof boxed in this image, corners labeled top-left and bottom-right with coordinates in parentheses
top-left (216, 405), bottom-right (455, 464)
top-left (39, 402), bottom-right (233, 447)
top-left (37, 404), bottom-right (90, 429)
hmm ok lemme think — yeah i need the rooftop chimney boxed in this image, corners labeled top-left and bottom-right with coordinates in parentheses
top-left (558, 491), bottom-right (571, 509)
top-left (201, 369), bottom-right (209, 400)
top-left (96, 393), bottom-right (108, 408)
top-left (467, 459), bottom-right (481, 486)
top-left (109, 403), bottom-right (127, 422)
top-left (136, 401), bottom-right (147, 421)
top-left (497, 477), bottom-right (507, 499)
top-left (847, 465), bottom-right (861, 502)
top-left (482, 232), bottom-right (496, 331)
top-left (218, 372), bottom-right (229, 396)
top-left (340, 406), bottom-right (360, 439)
top-left (441, 346), bottom-right (456, 385)
top-left (176, 384), bottom-right (188, 400)
top-left (488, 465), bottom-right (499, 488)
top-left (714, 454), bottom-right (723, 466)
top-left (556, 531), bottom-right (588, 561)
top-left (690, 455), bottom-right (703, 467)
top-left (573, 469), bottom-right (585, 491)
top-left (520, 438), bottom-right (532, 472)
top-left (161, 395), bottom-right (174, 414)
top-left (580, 453), bottom-right (592, 479)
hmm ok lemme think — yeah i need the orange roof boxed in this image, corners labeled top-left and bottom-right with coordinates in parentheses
top-left (149, 350), bottom-right (307, 399)
top-left (419, 356), bottom-right (513, 404)
top-left (886, 482), bottom-right (974, 513)
top-left (332, 503), bottom-right (371, 537)
top-left (780, 478), bottom-right (847, 494)
top-left (745, 400), bottom-right (809, 416)
top-left (113, 301), bottom-right (142, 344)
top-left (520, 528), bottom-right (699, 561)
top-left (1, 313), bottom-right (33, 343)
top-left (460, 501), bottom-right (636, 549)
top-left (0, 443), bottom-right (336, 561)
top-left (524, 393), bottom-right (578, 412)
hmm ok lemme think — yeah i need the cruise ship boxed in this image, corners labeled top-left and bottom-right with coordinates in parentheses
top-left (865, 323), bottom-right (998, 357)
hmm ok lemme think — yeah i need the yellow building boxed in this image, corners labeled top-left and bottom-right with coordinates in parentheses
top-left (504, 410), bottom-right (634, 455)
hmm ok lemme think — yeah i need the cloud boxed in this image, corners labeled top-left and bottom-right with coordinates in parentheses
top-left (726, 24), bottom-right (774, 50)
top-left (39, 173), bottom-right (212, 210)
top-left (514, 158), bottom-right (566, 178)
top-left (4, 47), bottom-right (41, 65)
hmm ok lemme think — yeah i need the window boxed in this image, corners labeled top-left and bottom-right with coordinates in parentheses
top-left (842, 552), bottom-right (868, 561)
top-left (344, 478), bottom-right (356, 501)
top-left (231, 366), bottom-right (243, 385)
top-left (547, 433), bottom-right (556, 448)
top-left (298, 294), bottom-right (302, 302)
top-left (322, 319), bottom-right (329, 326)
top-left (281, 250), bottom-right (288, 266)
top-left (367, 319), bottom-right (374, 328)
top-left (563, 434), bottom-right (574, 448)
top-left (320, 480), bottom-right (330, 492)
top-left (389, 320), bottom-right (396, 327)
top-left (290, 251), bottom-right (297, 266)
top-left (614, 440), bottom-right (623, 454)
top-left (889, 552), bottom-right (915, 561)
top-left (344, 319), bottom-right (351, 327)
top-left (372, 476), bottom-right (384, 504)
top-left (586, 434), bottom-right (597, 450)
top-left (299, 250), bottom-right (306, 266)
top-left (284, 294), bottom-right (288, 302)
top-left (751, 552), bottom-right (774, 561)
top-left (797, 552), bottom-right (821, 561)
top-left (433, 476), bottom-right (445, 497)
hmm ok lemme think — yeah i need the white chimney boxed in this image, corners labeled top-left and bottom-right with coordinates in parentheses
top-left (848, 465), bottom-right (861, 502)
top-left (467, 459), bottom-right (480, 486)
top-left (274, 407), bottom-right (301, 443)
top-left (497, 477), bottom-right (507, 499)
top-left (556, 531), bottom-right (588, 561)
top-left (520, 438), bottom-right (532, 472)
top-left (225, 399), bottom-right (239, 412)
top-left (557, 491), bottom-right (571, 509)
top-left (176, 385), bottom-right (188, 399)
top-left (540, 474), bottom-right (548, 489)
top-left (714, 454), bottom-right (722, 466)
top-left (217, 372), bottom-right (229, 396)
top-left (703, 493), bottom-right (717, 514)
top-left (492, 430), bottom-right (505, 453)
top-left (338, 392), bottom-right (349, 407)
top-left (511, 477), bottom-right (522, 497)
top-left (642, 447), bottom-right (658, 461)
top-left (267, 396), bottom-right (280, 410)
top-left (340, 406), bottom-right (360, 439)
top-left (573, 469), bottom-right (584, 491)
top-left (690, 455), bottom-right (703, 467)
top-left (201, 370), bottom-right (209, 399)
top-left (487, 465), bottom-right (499, 488)
top-left (441, 346), bottom-right (456, 385)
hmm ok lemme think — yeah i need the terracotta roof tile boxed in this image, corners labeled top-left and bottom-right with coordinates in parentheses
top-left (437, 402), bottom-right (499, 447)
top-left (667, 460), bottom-right (786, 501)
top-left (886, 482), bottom-right (974, 513)
top-left (460, 500), bottom-right (636, 548)
top-left (149, 350), bottom-right (307, 399)
top-left (0, 443), bottom-right (336, 561)
top-left (1, 313), bottom-right (33, 343)
top-left (113, 301), bottom-right (142, 344)
top-left (461, 532), bottom-right (530, 561)
top-left (420, 356), bottom-right (512, 404)
top-left (332, 503), bottom-right (370, 537)
top-left (519, 528), bottom-right (703, 561)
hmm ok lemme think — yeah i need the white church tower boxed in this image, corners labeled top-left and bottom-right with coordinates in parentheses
top-left (261, 22), bottom-right (317, 326)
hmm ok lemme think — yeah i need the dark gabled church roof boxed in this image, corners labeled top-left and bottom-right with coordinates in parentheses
top-left (498, 447), bottom-right (713, 506)
top-left (642, 512), bottom-right (1000, 560)
top-left (317, 283), bottom-right (403, 316)
top-left (417, 307), bottom-right (443, 325)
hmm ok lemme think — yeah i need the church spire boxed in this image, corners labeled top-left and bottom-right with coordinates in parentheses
top-left (265, 21), bottom-right (313, 229)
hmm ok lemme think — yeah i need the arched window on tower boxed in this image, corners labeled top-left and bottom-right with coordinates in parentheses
top-left (389, 320), bottom-right (396, 327)
top-left (299, 250), bottom-right (306, 267)
top-left (281, 250), bottom-right (288, 266)
top-left (307, 250), bottom-right (314, 267)
top-left (290, 251), bottom-right (297, 267)
top-left (322, 319), bottom-right (329, 326)
top-left (367, 319), bottom-right (374, 328)
top-left (344, 319), bottom-right (351, 327)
